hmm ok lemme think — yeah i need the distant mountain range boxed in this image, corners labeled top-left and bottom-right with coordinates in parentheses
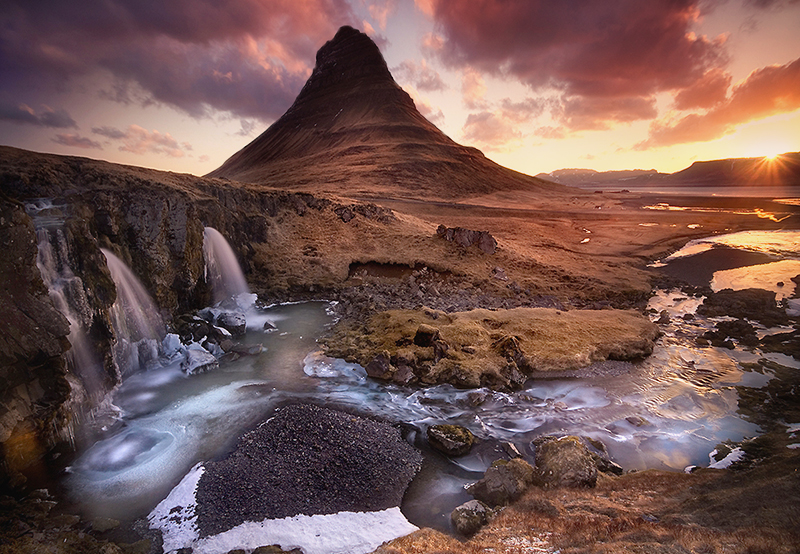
top-left (537, 152), bottom-right (800, 189)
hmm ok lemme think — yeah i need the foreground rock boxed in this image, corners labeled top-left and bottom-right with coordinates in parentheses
top-left (194, 403), bottom-right (422, 537)
top-left (450, 500), bottom-right (496, 536)
top-left (427, 424), bottom-right (475, 456)
top-left (324, 307), bottom-right (660, 390)
top-left (531, 436), bottom-right (599, 488)
top-left (466, 458), bottom-right (536, 507)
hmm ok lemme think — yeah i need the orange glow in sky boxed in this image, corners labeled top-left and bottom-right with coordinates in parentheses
top-left (0, 0), bottom-right (798, 178)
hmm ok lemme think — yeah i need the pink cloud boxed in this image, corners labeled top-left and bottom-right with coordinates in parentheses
top-left (0, 0), bottom-right (357, 121)
top-left (461, 68), bottom-right (487, 109)
top-left (673, 68), bottom-right (732, 110)
top-left (462, 111), bottom-right (522, 151)
top-left (52, 133), bottom-right (103, 149)
top-left (639, 56), bottom-right (800, 148)
top-left (93, 124), bottom-right (192, 158)
top-left (393, 59), bottom-right (447, 92)
top-left (426, 0), bottom-right (730, 127)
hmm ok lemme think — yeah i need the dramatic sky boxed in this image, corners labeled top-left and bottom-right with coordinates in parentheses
top-left (1, 0), bottom-right (799, 176)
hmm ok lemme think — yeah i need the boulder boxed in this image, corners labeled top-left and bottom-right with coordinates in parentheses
top-left (216, 311), bottom-right (247, 336)
top-left (181, 348), bottom-right (219, 375)
top-left (532, 436), bottom-right (599, 488)
top-left (427, 424), bottom-right (475, 456)
top-left (466, 458), bottom-right (535, 507)
top-left (450, 500), bottom-right (495, 536)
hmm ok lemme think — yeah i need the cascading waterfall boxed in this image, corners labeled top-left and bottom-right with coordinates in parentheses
top-left (203, 227), bottom-right (250, 305)
top-left (31, 207), bottom-right (107, 408)
top-left (101, 249), bottom-right (166, 375)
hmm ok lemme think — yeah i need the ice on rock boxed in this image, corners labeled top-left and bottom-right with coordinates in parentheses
top-left (182, 347), bottom-right (219, 375)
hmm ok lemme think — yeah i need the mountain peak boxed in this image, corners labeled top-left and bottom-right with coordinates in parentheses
top-left (306, 26), bottom-right (392, 90)
top-left (208, 27), bottom-right (556, 199)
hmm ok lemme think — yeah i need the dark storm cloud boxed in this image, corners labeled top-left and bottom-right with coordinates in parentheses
top-left (0, 0), bottom-right (356, 121)
top-left (0, 103), bottom-right (77, 128)
top-left (426, 0), bottom-right (729, 128)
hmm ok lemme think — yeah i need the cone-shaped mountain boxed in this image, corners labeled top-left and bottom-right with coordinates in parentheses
top-left (209, 26), bottom-right (557, 199)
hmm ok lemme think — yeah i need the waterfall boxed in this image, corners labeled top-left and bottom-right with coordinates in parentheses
top-left (101, 249), bottom-right (166, 375)
top-left (35, 225), bottom-right (106, 404)
top-left (203, 227), bottom-right (250, 305)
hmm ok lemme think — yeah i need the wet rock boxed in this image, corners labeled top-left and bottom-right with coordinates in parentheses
top-left (252, 547), bottom-right (304, 554)
top-left (466, 458), bottom-right (535, 507)
top-left (702, 319), bottom-right (759, 348)
top-left (698, 288), bottom-right (788, 327)
top-left (216, 311), bottom-right (247, 336)
top-left (181, 348), bottom-right (219, 375)
top-left (450, 499), bottom-right (496, 536)
top-left (365, 350), bottom-right (394, 380)
top-left (531, 436), bottom-right (599, 488)
top-left (657, 310), bottom-right (671, 324)
top-left (228, 343), bottom-right (264, 356)
top-left (427, 424), bottom-right (475, 456)
top-left (91, 517), bottom-right (120, 532)
top-left (0, 199), bottom-right (72, 486)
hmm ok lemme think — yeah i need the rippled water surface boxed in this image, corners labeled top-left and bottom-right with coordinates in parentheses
top-left (65, 295), bottom-right (788, 530)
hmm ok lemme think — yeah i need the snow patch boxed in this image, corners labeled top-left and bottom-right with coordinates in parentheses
top-left (149, 463), bottom-right (417, 554)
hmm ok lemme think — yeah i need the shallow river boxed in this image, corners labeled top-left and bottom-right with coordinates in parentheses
top-left (64, 230), bottom-right (800, 534)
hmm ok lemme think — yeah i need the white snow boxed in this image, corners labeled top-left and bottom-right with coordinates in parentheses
top-left (708, 447), bottom-right (745, 469)
top-left (149, 463), bottom-right (418, 554)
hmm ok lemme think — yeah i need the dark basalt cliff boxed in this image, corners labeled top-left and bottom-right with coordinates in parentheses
top-left (209, 26), bottom-right (558, 199)
top-left (0, 145), bottom-right (403, 486)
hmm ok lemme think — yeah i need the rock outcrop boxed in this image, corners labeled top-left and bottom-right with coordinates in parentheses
top-left (0, 198), bottom-right (72, 486)
top-left (323, 306), bottom-right (660, 391)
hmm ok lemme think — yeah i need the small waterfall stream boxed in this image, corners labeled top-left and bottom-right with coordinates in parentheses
top-left (203, 227), bottom-right (250, 304)
top-left (102, 249), bottom-right (166, 375)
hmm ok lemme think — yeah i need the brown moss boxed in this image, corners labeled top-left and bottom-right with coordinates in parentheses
top-left (324, 306), bottom-right (659, 389)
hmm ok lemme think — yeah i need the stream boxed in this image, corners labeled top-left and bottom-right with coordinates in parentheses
top-left (26, 203), bottom-right (798, 538)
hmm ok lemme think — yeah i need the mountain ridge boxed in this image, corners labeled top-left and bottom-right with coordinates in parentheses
top-left (538, 152), bottom-right (800, 188)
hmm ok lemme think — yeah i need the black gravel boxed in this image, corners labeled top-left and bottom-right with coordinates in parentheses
top-left (194, 403), bottom-right (423, 537)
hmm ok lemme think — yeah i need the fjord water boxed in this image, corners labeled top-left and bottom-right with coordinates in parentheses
top-left (63, 228), bottom-right (798, 532)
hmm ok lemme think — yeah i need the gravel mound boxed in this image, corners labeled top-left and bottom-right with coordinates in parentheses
top-left (194, 403), bottom-right (422, 537)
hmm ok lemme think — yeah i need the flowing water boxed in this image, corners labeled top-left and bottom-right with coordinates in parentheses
top-left (51, 226), bottom-right (799, 536)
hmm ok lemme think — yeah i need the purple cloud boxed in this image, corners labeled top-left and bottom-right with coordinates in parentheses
top-left (52, 133), bottom-right (103, 149)
top-left (0, 0), bottom-right (357, 122)
top-left (0, 103), bottom-right (77, 128)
